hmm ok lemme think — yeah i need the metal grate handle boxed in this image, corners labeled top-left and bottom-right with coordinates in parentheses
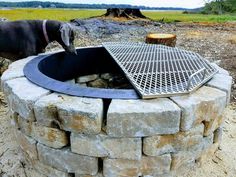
top-left (186, 68), bottom-right (206, 91)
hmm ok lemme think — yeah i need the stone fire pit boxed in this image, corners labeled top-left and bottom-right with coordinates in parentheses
top-left (1, 49), bottom-right (232, 177)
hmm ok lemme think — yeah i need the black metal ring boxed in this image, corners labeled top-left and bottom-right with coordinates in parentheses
top-left (23, 52), bottom-right (139, 99)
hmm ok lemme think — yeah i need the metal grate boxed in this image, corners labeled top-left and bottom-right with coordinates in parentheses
top-left (103, 42), bottom-right (218, 99)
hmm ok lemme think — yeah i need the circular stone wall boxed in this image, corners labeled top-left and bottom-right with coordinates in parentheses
top-left (1, 53), bottom-right (232, 177)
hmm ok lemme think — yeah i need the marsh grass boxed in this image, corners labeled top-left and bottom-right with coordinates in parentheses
top-left (143, 11), bottom-right (236, 23)
top-left (0, 8), bottom-right (105, 21)
top-left (0, 8), bottom-right (235, 23)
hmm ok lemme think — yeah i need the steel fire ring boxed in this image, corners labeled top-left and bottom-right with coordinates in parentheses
top-left (23, 47), bottom-right (139, 99)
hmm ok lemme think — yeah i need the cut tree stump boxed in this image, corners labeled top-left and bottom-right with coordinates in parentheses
top-left (103, 8), bottom-right (147, 19)
top-left (146, 33), bottom-right (177, 47)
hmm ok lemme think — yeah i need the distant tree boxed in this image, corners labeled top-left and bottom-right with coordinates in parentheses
top-left (202, 0), bottom-right (235, 14)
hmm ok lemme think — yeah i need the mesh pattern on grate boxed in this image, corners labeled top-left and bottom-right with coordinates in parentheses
top-left (103, 42), bottom-right (218, 98)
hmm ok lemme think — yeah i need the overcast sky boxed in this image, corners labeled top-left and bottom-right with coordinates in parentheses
top-left (6, 0), bottom-right (206, 8)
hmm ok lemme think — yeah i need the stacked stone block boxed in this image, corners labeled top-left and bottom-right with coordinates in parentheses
top-left (1, 55), bottom-right (232, 177)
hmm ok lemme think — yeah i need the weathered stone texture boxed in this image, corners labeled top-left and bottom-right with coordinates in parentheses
top-left (56, 96), bottom-right (103, 134)
top-left (141, 155), bottom-right (171, 176)
top-left (71, 132), bottom-right (141, 160)
top-left (33, 161), bottom-right (72, 177)
top-left (171, 86), bottom-right (226, 132)
top-left (15, 130), bottom-right (38, 164)
top-left (76, 74), bottom-right (99, 83)
top-left (75, 173), bottom-right (104, 177)
top-left (9, 110), bottom-right (18, 128)
top-left (37, 143), bottom-right (98, 175)
top-left (210, 63), bottom-right (229, 76)
top-left (34, 93), bottom-right (65, 126)
top-left (171, 151), bottom-right (200, 171)
top-left (107, 98), bottom-right (181, 137)
top-left (4, 77), bottom-right (50, 120)
top-left (143, 124), bottom-right (204, 156)
top-left (197, 143), bottom-right (219, 166)
top-left (206, 73), bottom-right (232, 104)
top-left (87, 78), bottom-right (108, 88)
top-left (213, 127), bottom-right (223, 144)
top-left (17, 116), bottom-right (33, 136)
top-left (34, 93), bottom-right (103, 134)
top-left (64, 79), bottom-right (76, 84)
top-left (103, 154), bottom-right (171, 177)
top-left (103, 158), bottom-right (140, 177)
top-left (1, 56), bottom-right (34, 88)
top-left (17, 116), bottom-right (69, 148)
top-left (171, 134), bottom-right (213, 170)
top-left (32, 123), bottom-right (69, 148)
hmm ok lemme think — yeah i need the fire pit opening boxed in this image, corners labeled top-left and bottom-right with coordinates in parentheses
top-left (24, 46), bottom-right (139, 99)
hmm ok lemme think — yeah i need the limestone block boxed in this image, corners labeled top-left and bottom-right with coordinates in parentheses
top-left (203, 113), bottom-right (224, 136)
top-left (37, 143), bottom-right (98, 175)
top-left (56, 96), bottom-right (103, 134)
top-left (197, 143), bottom-right (219, 166)
top-left (71, 132), bottom-right (141, 160)
top-left (17, 116), bottom-right (69, 148)
top-left (206, 73), bottom-right (232, 104)
top-left (141, 155), bottom-right (171, 176)
top-left (1, 56), bottom-right (34, 89)
top-left (32, 123), bottom-right (69, 148)
top-left (171, 134), bottom-right (213, 171)
top-left (76, 74), bottom-right (99, 83)
top-left (213, 127), bottom-right (223, 144)
top-left (33, 161), bottom-right (72, 177)
top-left (171, 151), bottom-right (201, 171)
top-left (107, 98), bottom-right (181, 137)
top-left (4, 77), bottom-right (50, 120)
top-left (75, 173), bottom-right (103, 177)
top-left (101, 73), bottom-right (113, 80)
top-left (9, 110), bottom-right (18, 128)
top-left (143, 124), bottom-right (204, 156)
top-left (64, 79), bottom-right (75, 84)
top-left (103, 158), bottom-right (140, 177)
top-left (87, 79), bottom-right (108, 88)
top-left (34, 93), bottom-right (65, 127)
top-left (202, 133), bottom-right (214, 150)
top-left (143, 174), bottom-right (173, 177)
top-left (17, 116), bottom-right (33, 136)
top-left (171, 86), bottom-right (226, 131)
top-left (34, 93), bottom-right (103, 134)
top-left (15, 130), bottom-right (38, 164)
top-left (103, 154), bottom-right (171, 177)
top-left (210, 63), bottom-right (229, 75)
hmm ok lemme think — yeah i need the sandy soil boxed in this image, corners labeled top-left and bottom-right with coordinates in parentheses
top-left (0, 21), bottom-right (235, 177)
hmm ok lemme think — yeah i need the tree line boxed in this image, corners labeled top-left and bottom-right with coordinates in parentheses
top-left (201, 0), bottom-right (236, 14)
top-left (0, 1), bottom-right (189, 11)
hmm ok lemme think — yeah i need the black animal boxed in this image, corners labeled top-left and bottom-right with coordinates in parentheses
top-left (0, 20), bottom-right (77, 61)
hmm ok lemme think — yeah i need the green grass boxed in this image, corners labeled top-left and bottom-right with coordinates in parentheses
top-left (0, 8), bottom-right (236, 23)
top-left (0, 8), bottom-right (105, 21)
top-left (143, 11), bottom-right (236, 23)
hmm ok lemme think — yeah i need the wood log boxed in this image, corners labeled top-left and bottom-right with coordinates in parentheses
top-left (146, 33), bottom-right (177, 47)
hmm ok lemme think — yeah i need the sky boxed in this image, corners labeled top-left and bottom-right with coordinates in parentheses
top-left (5, 0), bottom-right (206, 9)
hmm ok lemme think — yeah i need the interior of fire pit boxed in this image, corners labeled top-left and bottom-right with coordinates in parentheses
top-left (39, 47), bottom-right (121, 82)
top-left (24, 46), bottom-right (139, 99)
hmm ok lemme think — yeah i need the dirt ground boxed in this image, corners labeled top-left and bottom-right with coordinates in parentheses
top-left (0, 21), bottom-right (235, 177)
